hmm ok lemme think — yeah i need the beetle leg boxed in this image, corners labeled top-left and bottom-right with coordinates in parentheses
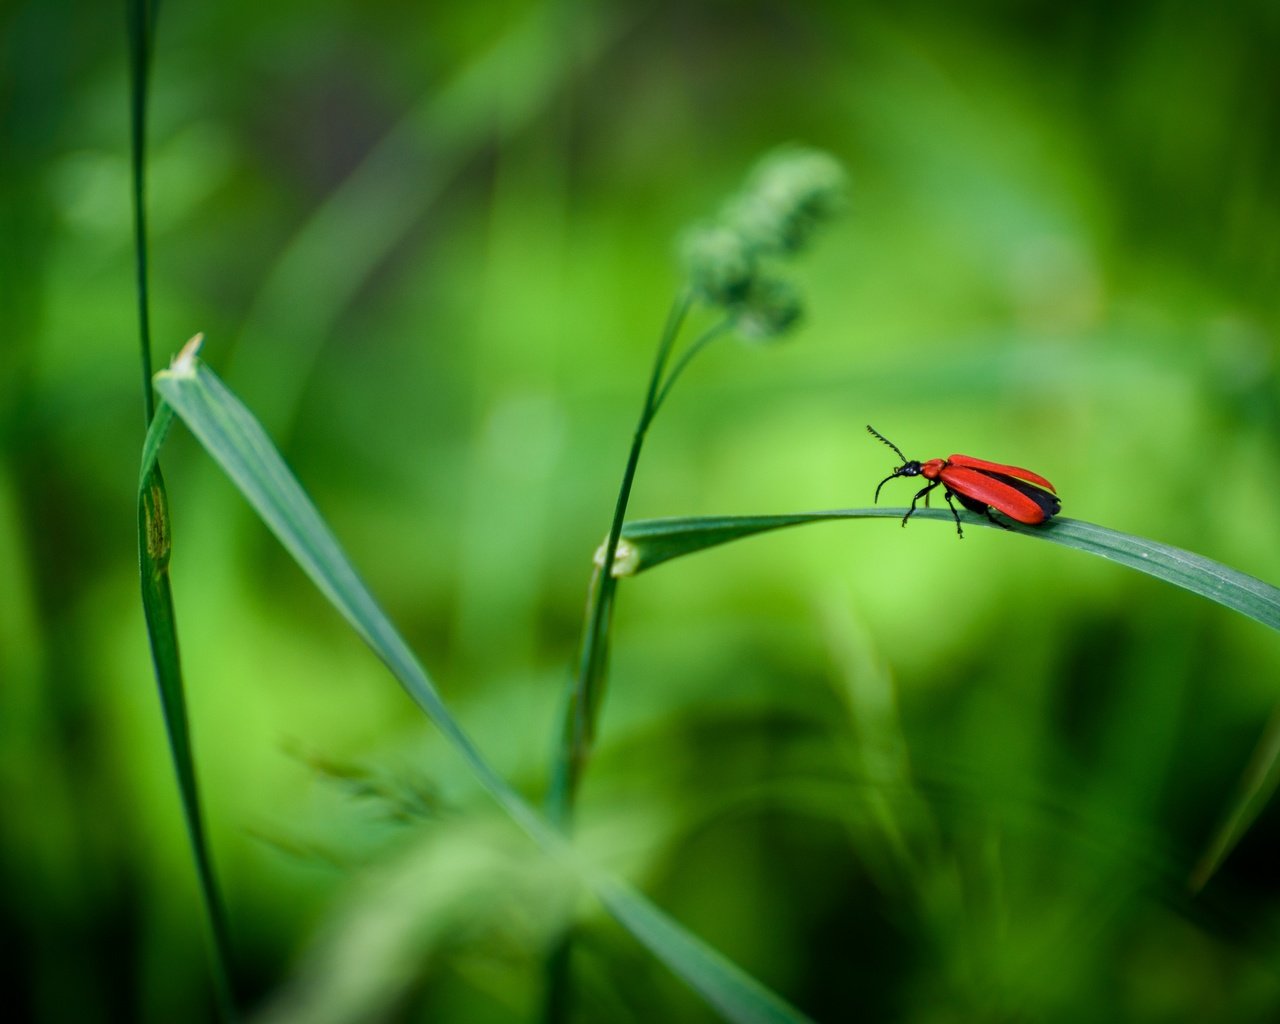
top-left (903, 481), bottom-right (936, 527)
top-left (942, 489), bottom-right (964, 539)
top-left (983, 507), bottom-right (1012, 530)
top-left (952, 491), bottom-right (1011, 532)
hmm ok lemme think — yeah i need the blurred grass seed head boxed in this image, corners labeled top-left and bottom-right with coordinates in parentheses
top-left (682, 146), bottom-right (845, 340)
top-left (734, 274), bottom-right (804, 340)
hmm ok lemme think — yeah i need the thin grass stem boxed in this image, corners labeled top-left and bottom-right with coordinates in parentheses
top-left (647, 320), bottom-right (732, 423)
top-left (126, 0), bottom-right (159, 425)
top-left (126, 2), bottom-right (239, 1017)
top-left (546, 288), bottom-right (693, 829)
top-left (541, 290), bottom-right (699, 1024)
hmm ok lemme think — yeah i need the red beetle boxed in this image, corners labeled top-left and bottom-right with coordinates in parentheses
top-left (867, 425), bottom-right (1060, 538)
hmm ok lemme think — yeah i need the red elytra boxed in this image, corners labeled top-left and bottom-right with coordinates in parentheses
top-left (867, 426), bottom-right (1060, 538)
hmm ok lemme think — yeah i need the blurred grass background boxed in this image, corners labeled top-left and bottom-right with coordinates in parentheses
top-left (4, 0), bottom-right (1280, 1020)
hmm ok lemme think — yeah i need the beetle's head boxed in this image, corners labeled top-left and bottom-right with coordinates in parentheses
top-left (874, 461), bottom-right (922, 502)
top-left (866, 425), bottom-right (919, 503)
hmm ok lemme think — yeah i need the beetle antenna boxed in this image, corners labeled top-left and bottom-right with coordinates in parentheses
top-left (873, 474), bottom-right (897, 504)
top-left (866, 425), bottom-right (907, 465)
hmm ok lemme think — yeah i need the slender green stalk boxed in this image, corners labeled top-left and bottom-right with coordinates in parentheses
top-left (540, 300), bottom-right (737, 1024)
top-left (138, 468), bottom-right (238, 1019)
top-left (543, 146), bottom-right (843, 1020)
top-left (602, 290), bottom-right (697, 581)
top-left (541, 291), bottom-right (704, 1024)
top-left (546, 289), bottom-right (694, 829)
top-left (647, 321), bottom-right (731, 422)
top-left (126, 0), bottom-right (158, 424)
top-left (546, 144), bottom-right (845, 827)
top-left (126, 2), bottom-right (238, 1015)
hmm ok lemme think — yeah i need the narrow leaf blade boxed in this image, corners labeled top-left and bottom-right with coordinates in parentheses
top-left (1189, 705), bottom-right (1280, 892)
top-left (618, 509), bottom-right (1280, 889)
top-left (151, 355), bottom-right (812, 1024)
top-left (592, 876), bottom-right (814, 1024)
top-left (137, 455), bottom-right (239, 1017)
top-left (618, 511), bottom-right (1280, 632)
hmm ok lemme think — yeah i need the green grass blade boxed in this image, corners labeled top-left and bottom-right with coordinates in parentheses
top-left (1189, 705), bottom-right (1280, 892)
top-left (129, 0), bottom-right (238, 1012)
top-left (149, 344), bottom-right (812, 1024)
top-left (592, 875), bottom-right (812, 1024)
top-left (138, 462), bottom-right (238, 1017)
top-left (617, 511), bottom-right (1280, 632)
top-left (149, 342), bottom-right (539, 837)
top-left (546, 565), bottom-right (616, 829)
top-left (547, 290), bottom-right (694, 832)
top-left (618, 509), bottom-right (1280, 891)
top-left (126, 0), bottom-right (159, 424)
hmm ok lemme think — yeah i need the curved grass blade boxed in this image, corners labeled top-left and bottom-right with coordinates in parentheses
top-left (616, 511), bottom-right (1280, 632)
top-left (138, 464), bottom-right (238, 1017)
top-left (128, 0), bottom-right (238, 1013)
top-left (1189, 704), bottom-right (1280, 893)
top-left (617, 508), bottom-right (1280, 891)
top-left (147, 341), bottom-right (813, 1024)
top-left (590, 875), bottom-right (808, 1024)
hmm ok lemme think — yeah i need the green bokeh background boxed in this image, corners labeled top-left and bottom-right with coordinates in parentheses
top-left (4, 1), bottom-right (1280, 1020)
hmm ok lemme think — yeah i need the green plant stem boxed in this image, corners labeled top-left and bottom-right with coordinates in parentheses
top-left (648, 321), bottom-right (730, 421)
top-left (541, 293), bottom-right (704, 1021)
top-left (546, 289), bottom-right (694, 829)
top-left (127, 2), bottom-right (238, 1017)
top-left (126, 0), bottom-right (159, 425)
top-left (541, 299), bottom-right (732, 1024)
top-left (138, 467), bottom-right (238, 1021)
